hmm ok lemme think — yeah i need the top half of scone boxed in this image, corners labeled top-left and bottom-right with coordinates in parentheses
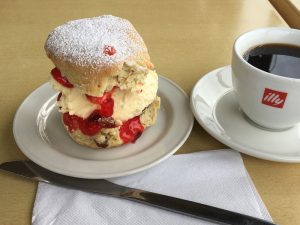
top-left (45, 15), bottom-right (155, 95)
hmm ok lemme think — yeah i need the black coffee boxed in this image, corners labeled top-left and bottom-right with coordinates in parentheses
top-left (243, 43), bottom-right (300, 79)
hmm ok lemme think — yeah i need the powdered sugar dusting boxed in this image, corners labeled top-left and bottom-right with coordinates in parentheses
top-left (45, 15), bottom-right (147, 67)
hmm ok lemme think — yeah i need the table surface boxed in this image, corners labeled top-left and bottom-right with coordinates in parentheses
top-left (1, 0), bottom-right (299, 224)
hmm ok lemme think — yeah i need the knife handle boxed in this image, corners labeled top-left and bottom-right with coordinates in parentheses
top-left (121, 189), bottom-right (276, 225)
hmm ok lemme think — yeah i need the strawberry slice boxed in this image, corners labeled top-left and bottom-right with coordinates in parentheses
top-left (103, 45), bottom-right (116, 56)
top-left (79, 119), bottom-right (102, 136)
top-left (119, 116), bottom-right (144, 143)
top-left (86, 88), bottom-right (116, 117)
top-left (63, 112), bottom-right (82, 132)
top-left (51, 68), bottom-right (74, 88)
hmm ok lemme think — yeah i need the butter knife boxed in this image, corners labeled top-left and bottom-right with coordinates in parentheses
top-left (0, 161), bottom-right (276, 225)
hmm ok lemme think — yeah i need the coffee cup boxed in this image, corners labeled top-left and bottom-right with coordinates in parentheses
top-left (232, 27), bottom-right (300, 130)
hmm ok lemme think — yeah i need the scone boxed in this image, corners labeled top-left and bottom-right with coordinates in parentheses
top-left (45, 15), bottom-right (160, 149)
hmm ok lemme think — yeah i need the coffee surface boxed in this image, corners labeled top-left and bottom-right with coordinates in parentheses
top-left (243, 44), bottom-right (300, 79)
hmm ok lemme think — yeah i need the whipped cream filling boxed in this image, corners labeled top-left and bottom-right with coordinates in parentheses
top-left (50, 69), bottom-right (158, 122)
top-left (50, 76), bottom-right (98, 118)
top-left (112, 70), bottom-right (158, 122)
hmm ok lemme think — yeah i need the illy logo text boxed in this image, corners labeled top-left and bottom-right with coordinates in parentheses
top-left (262, 88), bottom-right (288, 108)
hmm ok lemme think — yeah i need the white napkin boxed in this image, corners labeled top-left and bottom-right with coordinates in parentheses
top-left (32, 149), bottom-right (272, 225)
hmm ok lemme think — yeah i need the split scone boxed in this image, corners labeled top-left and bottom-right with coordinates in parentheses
top-left (45, 15), bottom-right (160, 149)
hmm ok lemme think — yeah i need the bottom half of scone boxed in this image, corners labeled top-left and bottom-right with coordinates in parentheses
top-left (61, 96), bottom-right (160, 149)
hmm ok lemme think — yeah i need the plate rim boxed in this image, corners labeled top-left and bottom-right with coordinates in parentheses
top-left (190, 65), bottom-right (300, 163)
top-left (13, 75), bottom-right (194, 178)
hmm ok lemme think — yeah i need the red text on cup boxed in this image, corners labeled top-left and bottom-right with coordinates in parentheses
top-left (262, 88), bottom-right (288, 108)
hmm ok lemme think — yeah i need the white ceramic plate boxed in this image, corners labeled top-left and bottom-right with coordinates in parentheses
top-left (191, 65), bottom-right (300, 163)
top-left (13, 76), bottom-right (194, 178)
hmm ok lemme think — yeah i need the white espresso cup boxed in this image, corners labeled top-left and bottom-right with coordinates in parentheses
top-left (232, 27), bottom-right (300, 130)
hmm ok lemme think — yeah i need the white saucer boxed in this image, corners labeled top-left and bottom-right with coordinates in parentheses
top-left (191, 66), bottom-right (300, 163)
top-left (13, 76), bottom-right (194, 178)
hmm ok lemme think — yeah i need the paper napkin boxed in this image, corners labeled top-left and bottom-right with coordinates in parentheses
top-left (32, 149), bottom-right (272, 225)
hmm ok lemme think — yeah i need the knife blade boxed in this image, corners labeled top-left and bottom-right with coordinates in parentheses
top-left (0, 161), bottom-right (276, 225)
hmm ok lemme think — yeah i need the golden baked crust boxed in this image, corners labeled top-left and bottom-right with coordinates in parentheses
top-left (45, 15), bottom-right (153, 96)
top-left (63, 97), bottom-right (160, 149)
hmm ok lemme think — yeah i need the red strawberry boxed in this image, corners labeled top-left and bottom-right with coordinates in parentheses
top-left (103, 45), bottom-right (116, 56)
top-left (119, 116), bottom-right (144, 143)
top-left (51, 68), bottom-right (74, 88)
top-left (63, 112), bottom-right (82, 132)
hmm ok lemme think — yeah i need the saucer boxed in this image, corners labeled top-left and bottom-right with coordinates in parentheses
top-left (190, 65), bottom-right (300, 163)
top-left (13, 76), bottom-right (194, 178)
